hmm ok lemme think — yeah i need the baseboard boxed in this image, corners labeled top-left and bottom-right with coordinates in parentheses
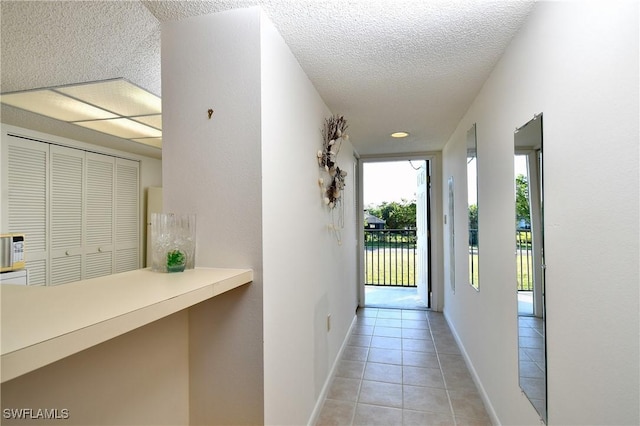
top-left (443, 310), bottom-right (501, 426)
top-left (307, 313), bottom-right (358, 426)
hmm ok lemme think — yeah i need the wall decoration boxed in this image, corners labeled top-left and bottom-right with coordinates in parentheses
top-left (317, 115), bottom-right (349, 245)
top-left (317, 115), bottom-right (349, 209)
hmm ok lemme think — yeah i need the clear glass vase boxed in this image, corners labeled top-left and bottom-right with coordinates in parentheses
top-left (151, 213), bottom-right (196, 272)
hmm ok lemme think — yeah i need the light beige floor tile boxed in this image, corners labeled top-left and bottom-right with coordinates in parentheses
top-left (348, 334), bottom-right (372, 348)
top-left (518, 360), bottom-right (544, 379)
top-left (441, 365), bottom-right (477, 391)
top-left (448, 389), bottom-right (490, 421)
top-left (370, 336), bottom-right (402, 350)
top-left (358, 380), bottom-right (403, 408)
top-left (517, 326), bottom-right (540, 337)
top-left (368, 347), bottom-right (402, 365)
top-left (319, 309), bottom-right (489, 426)
top-left (523, 348), bottom-right (545, 364)
top-left (353, 403), bottom-right (403, 426)
top-left (519, 336), bottom-right (543, 349)
top-left (402, 338), bottom-right (436, 353)
top-left (402, 350), bottom-right (440, 368)
top-left (376, 318), bottom-right (403, 328)
top-left (356, 316), bottom-right (377, 326)
top-left (377, 309), bottom-right (402, 319)
top-left (364, 362), bottom-right (403, 384)
top-left (434, 340), bottom-right (461, 355)
top-left (401, 319), bottom-right (429, 329)
top-left (454, 415), bottom-right (493, 426)
top-left (327, 377), bottom-right (361, 402)
top-left (403, 385), bottom-right (451, 413)
top-left (402, 310), bottom-right (427, 320)
top-left (373, 326), bottom-right (402, 338)
top-left (520, 377), bottom-right (545, 400)
top-left (403, 365), bottom-right (445, 388)
top-left (352, 324), bottom-right (374, 336)
top-left (315, 399), bottom-right (355, 426)
top-left (335, 360), bottom-right (365, 379)
top-left (402, 328), bottom-right (432, 340)
top-left (403, 409), bottom-right (455, 426)
top-left (342, 345), bottom-right (369, 362)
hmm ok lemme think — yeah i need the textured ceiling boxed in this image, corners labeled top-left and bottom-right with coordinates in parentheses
top-left (0, 0), bottom-right (535, 159)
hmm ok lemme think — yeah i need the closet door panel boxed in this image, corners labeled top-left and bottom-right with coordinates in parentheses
top-left (3, 137), bottom-right (48, 285)
top-left (49, 145), bottom-right (84, 285)
top-left (115, 158), bottom-right (140, 273)
top-left (85, 153), bottom-right (115, 279)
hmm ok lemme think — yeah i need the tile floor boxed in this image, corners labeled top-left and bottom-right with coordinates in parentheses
top-left (518, 315), bottom-right (546, 420)
top-left (315, 308), bottom-right (491, 426)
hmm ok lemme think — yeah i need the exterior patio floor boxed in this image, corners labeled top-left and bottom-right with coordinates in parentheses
top-left (365, 285), bottom-right (428, 310)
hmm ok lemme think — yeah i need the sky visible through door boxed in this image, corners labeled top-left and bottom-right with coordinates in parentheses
top-left (363, 161), bottom-right (421, 207)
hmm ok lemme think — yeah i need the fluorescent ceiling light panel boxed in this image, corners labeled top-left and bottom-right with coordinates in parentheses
top-left (1, 78), bottom-right (162, 149)
top-left (132, 114), bottom-right (162, 130)
top-left (76, 118), bottom-right (162, 139)
top-left (0, 90), bottom-right (117, 121)
top-left (56, 79), bottom-right (161, 116)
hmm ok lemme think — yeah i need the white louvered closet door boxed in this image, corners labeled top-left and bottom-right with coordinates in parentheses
top-left (3, 137), bottom-right (48, 285)
top-left (85, 153), bottom-right (115, 279)
top-left (115, 158), bottom-right (140, 273)
top-left (49, 145), bottom-right (84, 285)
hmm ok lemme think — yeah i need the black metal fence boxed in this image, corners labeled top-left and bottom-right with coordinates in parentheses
top-left (469, 229), bottom-right (478, 287)
top-left (364, 229), bottom-right (417, 287)
top-left (516, 229), bottom-right (533, 291)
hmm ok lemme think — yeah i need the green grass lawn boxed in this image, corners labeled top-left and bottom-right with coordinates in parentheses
top-left (365, 247), bottom-right (416, 286)
top-left (469, 252), bottom-right (479, 288)
top-left (469, 251), bottom-right (532, 290)
top-left (516, 253), bottom-right (533, 290)
top-left (365, 247), bottom-right (533, 290)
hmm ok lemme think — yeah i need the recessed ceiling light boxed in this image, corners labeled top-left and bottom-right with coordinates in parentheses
top-left (391, 132), bottom-right (409, 138)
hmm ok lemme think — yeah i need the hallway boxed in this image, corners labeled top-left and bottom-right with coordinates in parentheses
top-left (315, 308), bottom-right (491, 425)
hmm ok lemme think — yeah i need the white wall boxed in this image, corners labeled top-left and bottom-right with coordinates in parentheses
top-left (162, 8), bottom-right (264, 425)
top-left (260, 13), bottom-right (358, 425)
top-left (442, 2), bottom-right (639, 425)
top-left (162, 8), bottom-right (359, 425)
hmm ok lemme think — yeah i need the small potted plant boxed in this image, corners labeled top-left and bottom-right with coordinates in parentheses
top-left (166, 249), bottom-right (186, 273)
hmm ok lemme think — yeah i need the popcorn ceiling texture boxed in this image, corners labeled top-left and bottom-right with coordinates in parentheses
top-left (1, 0), bottom-right (534, 156)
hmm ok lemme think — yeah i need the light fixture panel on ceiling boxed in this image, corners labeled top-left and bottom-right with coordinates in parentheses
top-left (56, 79), bottom-right (161, 117)
top-left (0, 90), bottom-right (117, 122)
top-left (132, 114), bottom-right (162, 130)
top-left (76, 117), bottom-right (162, 139)
top-left (0, 78), bottom-right (162, 149)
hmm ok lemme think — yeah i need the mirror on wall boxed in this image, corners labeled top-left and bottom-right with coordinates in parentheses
top-left (467, 123), bottom-right (479, 289)
top-left (514, 113), bottom-right (546, 423)
top-left (448, 176), bottom-right (455, 292)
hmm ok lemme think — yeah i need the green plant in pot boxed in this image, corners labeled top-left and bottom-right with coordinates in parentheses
top-left (166, 249), bottom-right (186, 272)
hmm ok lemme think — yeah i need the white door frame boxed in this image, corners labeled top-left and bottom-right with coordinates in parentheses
top-left (356, 152), bottom-right (444, 311)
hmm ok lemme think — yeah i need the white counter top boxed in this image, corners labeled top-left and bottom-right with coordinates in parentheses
top-left (1, 267), bottom-right (253, 383)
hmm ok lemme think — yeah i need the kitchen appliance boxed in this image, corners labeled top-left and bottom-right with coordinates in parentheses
top-left (0, 233), bottom-right (26, 272)
top-left (0, 269), bottom-right (28, 285)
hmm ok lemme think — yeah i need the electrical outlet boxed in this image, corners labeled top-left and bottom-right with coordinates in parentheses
top-left (327, 314), bottom-right (331, 332)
